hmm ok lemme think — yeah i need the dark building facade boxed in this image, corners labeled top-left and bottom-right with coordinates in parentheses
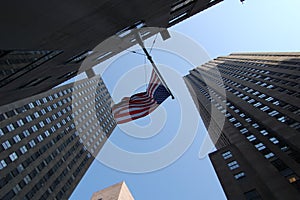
top-left (184, 52), bottom-right (300, 199)
top-left (0, 76), bottom-right (116, 200)
top-left (0, 0), bottom-right (223, 106)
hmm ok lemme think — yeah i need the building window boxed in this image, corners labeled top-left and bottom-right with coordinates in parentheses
top-left (260, 130), bottom-right (268, 136)
top-left (7, 124), bottom-right (15, 132)
top-left (28, 103), bottom-right (34, 109)
top-left (234, 171), bottom-right (246, 180)
top-left (46, 118), bottom-right (51, 124)
top-left (258, 94), bottom-right (266, 99)
top-left (0, 129), bottom-right (4, 136)
top-left (33, 112), bottom-right (40, 118)
top-left (44, 130), bottom-right (50, 137)
top-left (260, 106), bottom-right (270, 112)
top-left (23, 130), bottom-right (30, 137)
top-left (9, 152), bottom-right (18, 162)
top-left (240, 128), bottom-right (248, 134)
top-left (20, 145), bottom-right (28, 154)
top-left (252, 123), bottom-right (259, 128)
top-left (234, 122), bottom-right (242, 128)
top-left (247, 135), bottom-right (256, 142)
top-left (268, 110), bottom-right (279, 117)
top-left (240, 113), bottom-right (246, 117)
top-left (242, 96), bottom-right (249, 100)
top-left (13, 135), bottom-right (21, 143)
top-left (254, 102), bottom-right (262, 107)
top-left (36, 100), bottom-right (41, 106)
top-left (37, 135), bottom-right (44, 142)
top-left (244, 189), bottom-right (262, 200)
top-left (13, 184), bottom-right (22, 194)
top-left (41, 109), bottom-right (46, 115)
top-left (31, 125), bottom-right (38, 132)
top-left (26, 115), bottom-right (32, 122)
top-left (17, 119), bottom-right (24, 127)
top-left (245, 118), bottom-right (252, 122)
top-left (269, 137), bottom-right (279, 144)
top-left (0, 160), bottom-right (7, 170)
top-left (23, 175), bottom-right (31, 184)
top-left (2, 140), bottom-right (11, 149)
top-left (222, 151), bottom-right (233, 159)
top-left (39, 121), bottom-right (45, 127)
top-left (278, 116), bottom-right (287, 123)
top-left (29, 140), bottom-right (36, 148)
top-left (17, 164), bottom-right (24, 173)
top-left (255, 143), bottom-right (266, 151)
top-left (264, 152), bottom-right (275, 159)
top-left (229, 117), bottom-right (236, 122)
top-left (288, 176), bottom-right (299, 183)
top-left (228, 160), bottom-right (240, 170)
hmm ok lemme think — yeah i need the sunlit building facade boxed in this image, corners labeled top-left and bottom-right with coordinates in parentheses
top-left (0, 76), bottom-right (116, 200)
top-left (91, 181), bottom-right (134, 200)
top-left (184, 52), bottom-right (300, 199)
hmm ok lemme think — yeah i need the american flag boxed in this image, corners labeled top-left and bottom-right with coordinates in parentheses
top-left (111, 70), bottom-right (171, 124)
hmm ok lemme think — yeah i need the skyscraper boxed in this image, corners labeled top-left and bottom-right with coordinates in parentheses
top-left (91, 181), bottom-right (135, 200)
top-left (0, 0), bottom-right (223, 106)
top-left (0, 76), bottom-right (116, 200)
top-left (184, 52), bottom-right (300, 199)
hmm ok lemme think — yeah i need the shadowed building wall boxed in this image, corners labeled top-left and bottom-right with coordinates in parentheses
top-left (0, 0), bottom-right (223, 106)
top-left (184, 52), bottom-right (300, 199)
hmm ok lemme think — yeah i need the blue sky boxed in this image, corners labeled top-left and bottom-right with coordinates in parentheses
top-left (70, 0), bottom-right (300, 199)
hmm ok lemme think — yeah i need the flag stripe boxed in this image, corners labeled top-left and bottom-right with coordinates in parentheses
top-left (111, 69), bottom-right (170, 124)
top-left (112, 97), bottom-right (155, 113)
top-left (114, 103), bottom-right (156, 118)
top-left (115, 106), bottom-right (158, 124)
top-left (114, 101), bottom-right (156, 115)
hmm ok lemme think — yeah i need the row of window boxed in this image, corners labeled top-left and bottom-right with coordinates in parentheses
top-left (0, 122), bottom-right (76, 186)
top-left (219, 56), bottom-right (300, 71)
top-left (214, 59), bottom-right (300, 97)
top-left (0, 77), bottom-right (102, 123)
top-left (0, 104), bottom-right (73, 158)
top-left (187, 69), bottom-right (300, 189)
top-left (222, 151), bottom-right (246, 180)
top-left (209, 90), bottom-right (300, 189)
top-left (1, 84), bottom-right (112, 169)
top-left (24, 146), bottom-right (90, 200)
top-left (205, 62), bottom-right (299, 114)
top-left (0, 77), bottom-right (114, 199)
top-left (1, 78), bottom-right (108, 139)
top-left (190, 72), bottom-right (299, 173)
top-left (8, 141), bottom-right (88, 200)
top-left (217, 65), bottom-right (300, 98)
top-left (216, 61), bottom-right (299, 87)
top-left (0, 96), bottom-right (73, 137)
top-left (193, 66), bottom-right (299, 130)
top-left (210, 88), bottom-right (299, 163)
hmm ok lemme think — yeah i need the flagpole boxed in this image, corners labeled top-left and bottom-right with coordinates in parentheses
top-left (135, 31), bottom-right (175, 99)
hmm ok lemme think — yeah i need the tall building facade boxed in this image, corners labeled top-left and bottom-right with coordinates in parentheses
top-left (91, 181), bottom-right (135, 200)
top-left (184, 52), bottom-right (300, 199)
top-left (0, 0), bottom-right (223, 106)
top-left (0, 76), bottom-right (116, 200)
